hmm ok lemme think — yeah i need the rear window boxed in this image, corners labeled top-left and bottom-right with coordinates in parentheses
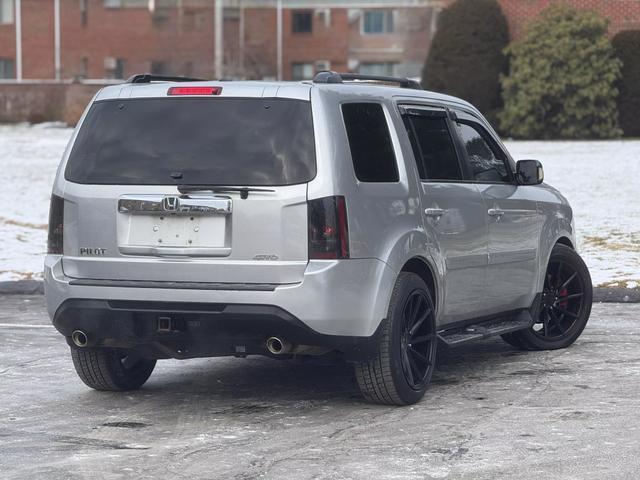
top-left (65, 97), bottom-right (316, 186)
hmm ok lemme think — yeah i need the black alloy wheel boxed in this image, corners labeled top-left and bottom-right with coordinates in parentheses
top-left (502, 244), bottom-right (592, 351)
top-left (400, 290), bottom-right (437, 389)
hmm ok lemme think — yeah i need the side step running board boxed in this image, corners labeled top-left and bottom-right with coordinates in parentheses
top-left (437, 310), bottom-right (534, 347)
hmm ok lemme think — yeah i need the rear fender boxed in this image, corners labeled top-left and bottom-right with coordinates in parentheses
top-left (383, 229), bottom-right (444, 320)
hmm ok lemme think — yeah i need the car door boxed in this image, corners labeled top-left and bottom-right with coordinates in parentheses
top-left (451, 110), bottom-right (542, 314)
top-left (399, 105), bottom-right (490, 325)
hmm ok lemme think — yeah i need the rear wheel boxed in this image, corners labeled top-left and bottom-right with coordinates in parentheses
top-left (355, 273), bottom-right (437, 405)
top-left (71, 348), bottom-right (156, 391)
top-left (502, 244), bottom-right (592, 350)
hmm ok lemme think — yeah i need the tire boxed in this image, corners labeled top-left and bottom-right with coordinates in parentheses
top-left (71, 348), bottom-right (156, 391)
top-left (355, 272), bottom-right (438, 406)
top-left (501, 244), bottom-right (592, 351)
top-left (500, 331), bottom-right (530, 350)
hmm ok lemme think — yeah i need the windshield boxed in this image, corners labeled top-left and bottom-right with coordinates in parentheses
top-left (65, 97), bottom-right (316, 186)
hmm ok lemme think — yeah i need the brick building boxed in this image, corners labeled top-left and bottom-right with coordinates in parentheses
top-left (0, 0), bottom-right (639, 82)
top-left (0, 0), bottom-right (443, 81)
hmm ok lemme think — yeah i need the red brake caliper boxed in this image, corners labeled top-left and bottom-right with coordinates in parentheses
top-left (559, 288), bottom-right (569, 309)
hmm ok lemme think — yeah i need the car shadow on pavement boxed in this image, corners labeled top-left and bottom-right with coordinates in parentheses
top-left (92, 338), bottom-right (534, 406)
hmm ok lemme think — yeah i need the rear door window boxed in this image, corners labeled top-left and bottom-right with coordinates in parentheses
top-left (65, 97), bottom-right (316, 186)
top-left (402, 111), bottom-right (463, 181)
top-left (341, 103), bottom-right (399, 182)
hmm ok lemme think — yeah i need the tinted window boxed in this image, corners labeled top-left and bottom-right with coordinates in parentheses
top-left (404, 114), bottom-right (462, 181)
top-left (65, 98), bottom-right (316, 186)
top-left (457, 122), bottom-right (510, 183)
top-left (342, 103), bottom-right (399, 182)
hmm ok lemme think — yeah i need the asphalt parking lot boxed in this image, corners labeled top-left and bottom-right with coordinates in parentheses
top-left (1, 295), bottom-right (639, 480)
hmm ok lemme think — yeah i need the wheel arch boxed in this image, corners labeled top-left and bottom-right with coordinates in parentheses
top-left (555, 236), bottom-right (574, 249)
top-left (400, 256), bottom-right (439, 315)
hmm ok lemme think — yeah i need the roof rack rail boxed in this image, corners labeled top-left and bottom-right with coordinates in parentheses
top-left (313, 71), bottom-right (422, 90)
top-left (126, 73), bottom-right (207, 84)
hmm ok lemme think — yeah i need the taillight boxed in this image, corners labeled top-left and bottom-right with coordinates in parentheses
top-left (47, 194), bottom-right (64, 254)
top-left (167, 86), bottom-right (222, 96)
top-left (308, 196), bottom-right (349, 259)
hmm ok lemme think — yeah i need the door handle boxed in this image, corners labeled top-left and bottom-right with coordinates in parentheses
top-left (424, 208), bottom-right (445, 218)
top-left (488, 208), bottom-right (505, 218)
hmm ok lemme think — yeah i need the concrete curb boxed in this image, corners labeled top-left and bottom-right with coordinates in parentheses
top-left (1, 280), bottom-right (639, 303)
top-left (592, 287), bottom-right (640, 303)
top-left (0, 280), bottom-right (44, 295)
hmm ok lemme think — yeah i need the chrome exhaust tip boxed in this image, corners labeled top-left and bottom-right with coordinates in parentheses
top-left (266, 336), bottom-right (292, 355)
top-left (71, 330), bottom-right (89, 348)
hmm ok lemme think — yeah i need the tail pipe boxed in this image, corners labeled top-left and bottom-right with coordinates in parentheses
top-left (266, 336), bottom-right (292, 355)
top-left (265, 336), bottom-right (330, 356)
top-left (71, 330), bottom-right (89, 348)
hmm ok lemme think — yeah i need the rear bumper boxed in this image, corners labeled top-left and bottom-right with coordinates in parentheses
top-left (44, 255), bottom-right (397, 352)
top-left (52, 298), bottom-right (384, 361)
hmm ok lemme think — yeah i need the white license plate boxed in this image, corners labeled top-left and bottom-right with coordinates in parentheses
top-left (123, 215), bottom-right (226, 248)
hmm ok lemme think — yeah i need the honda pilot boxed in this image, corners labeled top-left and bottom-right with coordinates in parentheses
top-left (45, 72), bottom-right (592, 405)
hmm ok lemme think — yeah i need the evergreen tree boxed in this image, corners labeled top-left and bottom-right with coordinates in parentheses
top-left (500, 5), bottom-right (621, 139)
top-left (422, 0), bottom-right (509, 123)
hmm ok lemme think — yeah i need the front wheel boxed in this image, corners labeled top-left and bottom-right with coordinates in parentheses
top-left (355, 273), bottom-right (438, 405)
top-left (502, 244), bottom-right (592, 351)
top-left (71, 348), bottom-right (156, 391)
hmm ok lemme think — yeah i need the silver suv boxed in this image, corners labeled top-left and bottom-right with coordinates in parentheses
top-left (45, 72), bottom-right (592, 405)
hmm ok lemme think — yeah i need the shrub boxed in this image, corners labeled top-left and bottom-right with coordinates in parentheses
top-left (500, 5), bottom-right (622, 139)
top-left (612, 30), bottom-right (640, 137)
top-left (422, 0), bottom-right (509, 123)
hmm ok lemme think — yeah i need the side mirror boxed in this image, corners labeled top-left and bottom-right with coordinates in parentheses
top-left (516, 159), bottom-right (544, 185)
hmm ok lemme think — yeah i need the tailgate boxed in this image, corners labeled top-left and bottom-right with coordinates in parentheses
top-left (59, 93), bottom-right (315, 285)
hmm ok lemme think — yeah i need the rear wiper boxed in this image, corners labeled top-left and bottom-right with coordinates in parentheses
top-left (177, 185), bottom-right (275, 199)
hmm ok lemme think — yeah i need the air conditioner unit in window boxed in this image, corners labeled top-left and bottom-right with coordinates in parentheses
top-left (347, 9), bottom-right (362, 22)
top-left (315, 8), bottom-right (331, 27)
top-left (104, 57), bottom-right (117, 70)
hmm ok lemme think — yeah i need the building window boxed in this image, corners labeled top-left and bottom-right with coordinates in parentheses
top-left (362, 10), bottom-right (394, 34)
top-left (103, 0), bottom-right (147, 8)
top-left (104, 57), bottom-right (125, 79)
top-left (358, 63), bottom-right (396, 77)
top-left (80, 0), bottom-right (88, 26)
top-left (151, 61), bottom-right (167, 75)
top-left (292, 11), bottom-right (312, 33)
top-left (114, 58), bottom-right (125, 79)
top-left (152, 10), bottom-right (169, 28)
top-left (184, 10), bottom-right (206, 31)
top-left (80, 57), bottom-right (89, 79)
top-left (0, 0), bottom-right (14, 24)
top-left (292, 63), bottom-right (314, 80)
top-left (0, 58), bottom-right (15, 79)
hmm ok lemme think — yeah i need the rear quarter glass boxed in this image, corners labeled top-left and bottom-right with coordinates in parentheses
top-left (64, 97), bottom-right (316, 186)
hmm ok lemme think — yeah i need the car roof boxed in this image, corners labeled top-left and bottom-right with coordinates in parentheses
top-left (93, 80), bottom-right (480, 115)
